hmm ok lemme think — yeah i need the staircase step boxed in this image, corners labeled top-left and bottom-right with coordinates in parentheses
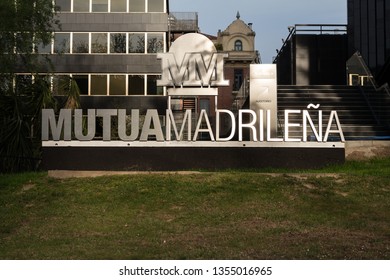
top-left (276, 85), bottom-right (390, 139)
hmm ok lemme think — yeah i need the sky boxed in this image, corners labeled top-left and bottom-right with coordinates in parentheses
top-left (169, 0), bottom-right (347, 63)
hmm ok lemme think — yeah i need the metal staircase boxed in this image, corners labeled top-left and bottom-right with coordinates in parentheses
top-left (277, 85), bottom-right (390, 140)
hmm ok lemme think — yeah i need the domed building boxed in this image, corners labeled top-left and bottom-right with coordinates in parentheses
top-left (216, 12), bottom-right (260, 121)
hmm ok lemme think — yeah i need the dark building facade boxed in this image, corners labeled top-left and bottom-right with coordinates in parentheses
top-left (274, 24), bottom-right (348, 85)
top-left (348, 0), bottom-right (390, 85)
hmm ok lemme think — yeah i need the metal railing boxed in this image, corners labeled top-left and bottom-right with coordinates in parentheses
top-left (169, 12), bottom-right (199, 32)
top-left (273, 24), bottom-right (347, 64)
top-left (232, 78), bottom-right (249, 113)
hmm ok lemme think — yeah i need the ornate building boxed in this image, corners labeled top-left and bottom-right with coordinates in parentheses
top-left (216, 12), bottom-right (260, 111)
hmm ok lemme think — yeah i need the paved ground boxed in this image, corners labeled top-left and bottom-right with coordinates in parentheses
top-left (345, 140), bottom-right (390, 160)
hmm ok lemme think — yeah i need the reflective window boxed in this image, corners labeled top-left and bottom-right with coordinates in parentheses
top-left (91, 75), bottom-right (107, 95)
top-left (36, 41), bottom-right (52, 54)
top-left (91, 33), bottom-right (107, 53)
top-left (15, 33), bottom-right (33, 54)
top-left (129, 0), bottom-right (145, 12)
top-left (73, 0), bottom-right (89, 12)
top-left (54, 33), bottom-right (70, 53)
top-left (0, 76), bottom-right (13, 94)
top-left (92, 0), bottom-right (108, 12)
top-left (110, 33), bottom-right (126, 53)
top-left (129, 33), bottom-right (145, 53)
top-left (55, 0), bottom-right (71, 11)
top-left (73, 75), bottom-right (89, 95)
top-left (15, 75), bottom-right (32, 95)
top-left (147, 75), bottom-right (163, 95)
top-left (109, 75), bottom-right (126, 95)
top-left (128, 75), bottom-right (145, 95)
top-left (234, 40), bottom-right (243, 51)
top-left (148, 0), bottom-right (164, 12)
top-left (111, 0), bottom-right (127, 12)
top-left (147, 33), bottom-right (163, 53)
top-left (233, 68), bottom-right (243, 91)
top-left (53, 75), bottom-right (71, 95)
top-left (73, 33), bottom-right (89, 53)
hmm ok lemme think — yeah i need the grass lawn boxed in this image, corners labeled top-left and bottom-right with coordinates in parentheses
top-left (0, 158), bottom-right (389, 260)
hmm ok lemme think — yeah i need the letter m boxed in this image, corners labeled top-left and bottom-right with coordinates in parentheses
top-left (157, 53), bottom-right (191, 86)
top-left (42, 109), bottom-right (72, 141)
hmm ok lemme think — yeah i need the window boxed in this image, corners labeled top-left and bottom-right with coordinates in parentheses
top-left (15, 75), bottom-right (32, 95)
top-left (54, 33), bottom-right (70, 53)
top-left (91, 75), bottom-right (107, 95)
top-left (147, 33), bottom-right (164, 53)
top-left (53, 75), bottom-right (71, 95)
top-left (73, 0), bottom-right (89, 12)
top-left (129, 33), bottom-right (145, 53)
top-left (0, 76), bottom-right (13, 94)
top-left (147, 75), bottom-right (163, 95)
top-left (110, 33), bottom-right (126, 53)
top-left (148, 0), bottom-right (164, 12)
top-left (73, 33), bottom-right (89, 53)
top-left (91, 33), bottom-right (107, 53)
top-left (56, 0), bottom-right (71, 11)
top-left (36, 41), bottom-right (52, 54)
top-left (128, 75), bottom-right (145, 95)
top-left (233, 69), bottom-right (243, 91)
top-left (92, 0), bottom-right (108, 12)
top-left (15, 33), bottom-right (33, 54)
top-left (73, 75), bottom-right (89, 95)
top-left (111, 0), bottom-right (126, 12)
top-left (129, 0), bottom-right (145, 12)
top-left (109, 75), bottom-right (126, 95)
top-left (234, 40), bottom-right (243, 51)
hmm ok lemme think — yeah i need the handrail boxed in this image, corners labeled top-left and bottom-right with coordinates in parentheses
top-left (232, 78), bottom-right (249, 113)
top-left (273, 24), bottom-right (347, 64)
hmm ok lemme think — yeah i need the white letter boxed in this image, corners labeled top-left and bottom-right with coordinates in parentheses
top-left (118, 109), bottom-right (139, 141)
top-left (324, 111), bottom-right (345, 142)
top-left (267, 110), bottom-right (283, 142)
top-left (284, 110), bottom-right (301, 142)
top-left (96, 109), bottom-right (117, 141)
top-left (42, 109), bottom-right (72, 141)
top-left (303, 110), bottom-right (323, 142)
top-left (216, 109), bottom-right (236, 141)
top-left (166, 109), bottom-right (192, 141)
top-left (74, 109), bottom-right (96, 141)
top-left (193, 110), bottom-right (215, 141)
top-left (140, 109), bottom-right (164, 141)
top-left (239, 110), bottom-right (257, 141)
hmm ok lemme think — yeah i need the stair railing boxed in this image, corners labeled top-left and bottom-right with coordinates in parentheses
top-left (353, 52), bottom-right (390, 129)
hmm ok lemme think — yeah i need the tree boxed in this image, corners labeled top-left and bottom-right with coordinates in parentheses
top-left (0, 0), bottom-right (60, 172)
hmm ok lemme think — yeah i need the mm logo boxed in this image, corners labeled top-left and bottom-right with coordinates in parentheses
top-left (157, 33), bottom-right (229, 88)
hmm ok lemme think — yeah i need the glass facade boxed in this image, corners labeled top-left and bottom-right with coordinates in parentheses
top-left (91, 33), bottom-right (108, 53)
top-left (92, 0), bottom-right (108, 12)
top-left (147, 0), bottom-right (164, 12)
top-left (129, 33), bottom-right (145, 53)
top-left (147, 33), bottom-right (164, 53)
top-left (91, 75), bottom-right (108, 95)
top-left (73, 33), bottom-right (89, 53)
top-left (44, 32), bottom-right (164, 54)
top-left (129, 0), bottom-right (145, 12)
top-left (110, 33), bottom-right (126, 53)
top-left (45, 0), bottom-right (168, 98)
top-left (111, 0), bottom-right (126, 12)
top-left (109, 75), bottom-right (126, 95)
top-left (73, 0), bottom-right (89, 12)
top-left (54, 33), bottom-right (71, 53)
top-left (56, 0), bottom-right (165, 12)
